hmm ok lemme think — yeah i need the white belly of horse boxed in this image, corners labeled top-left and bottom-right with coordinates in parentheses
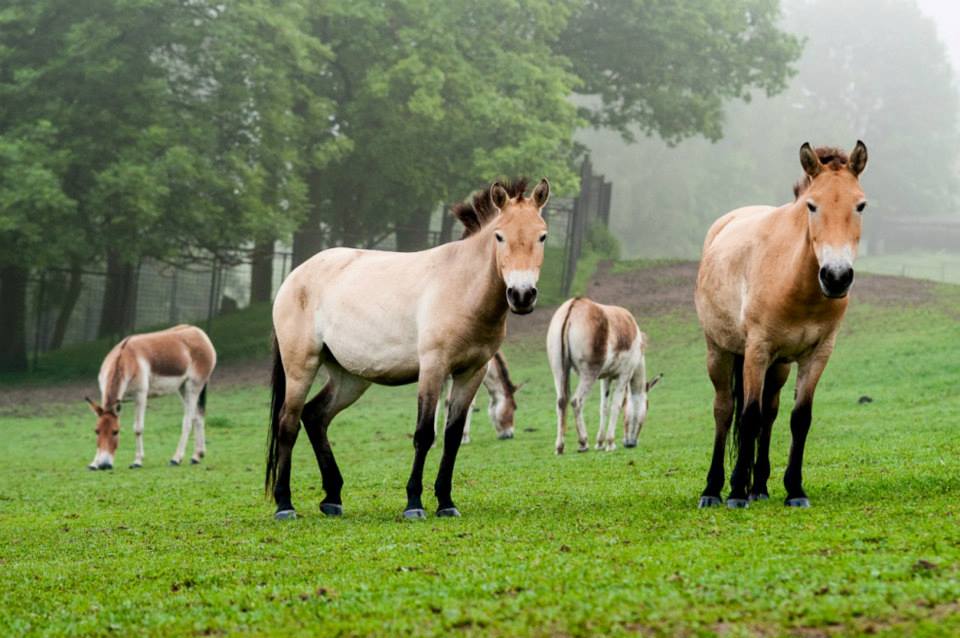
top-left (148, 374), bottom-right (186, 397)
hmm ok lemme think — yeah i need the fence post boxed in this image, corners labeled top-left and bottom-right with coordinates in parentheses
top-left (168, 270), bottom-right (179, 324)
top-left (206, 260), bottom-right (219, 334)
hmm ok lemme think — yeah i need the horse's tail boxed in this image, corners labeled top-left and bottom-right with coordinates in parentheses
top-left (729, 354), bottom-right (745, 461)
top-left (197, 383), bottom-right (208, 415)
top-left (265, 333), bottom-right (285, 495)
top-left (557, 298), bottom-right (579, 403)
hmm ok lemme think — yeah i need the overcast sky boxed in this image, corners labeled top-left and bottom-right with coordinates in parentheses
top-left (916, 0), bottom-right (960, 73)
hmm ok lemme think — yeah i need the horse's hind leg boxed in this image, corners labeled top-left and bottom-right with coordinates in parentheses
top-left (569, 373), bottom-right (597, 452)
top-left (301, 363), bottom-right (370, 517)
top-left (433, 366), bottom-right (486, 517)
top-left (700, 344), bottom-right (735, 508)
top-left (750, 362), bottom-right (790, 501)
top-left (190, 383), bottom-right (208, 464)
top-left (171, 385), bottom-right (197, 466)
top-left (271, 350), bottom-right (319, 519)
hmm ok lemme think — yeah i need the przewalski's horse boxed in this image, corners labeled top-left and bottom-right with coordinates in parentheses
top-left (266, 178), bottom-right (550, 520)
top-left (548, 297), bottom-right (661, 454)
top-left (695, 141), bottom-right (868, 509)
top-left (86, 324), bottom-right (216, 470)
top-left (436, 351), bottom-right (521, 444)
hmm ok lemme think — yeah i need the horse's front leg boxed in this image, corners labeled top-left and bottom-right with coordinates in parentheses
top-left (404, 363), bottom-right (445, 519)
top-left (784, 344), bottom-right (832, 508)
top-left (433, 366), bottom-right (486, 517)
top-left (130, 392), bottom-right (147, 469)
top-left (727, 344), bottom-right (770, 508)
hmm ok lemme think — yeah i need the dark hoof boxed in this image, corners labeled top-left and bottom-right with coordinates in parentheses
top-left (698, 495), bottom-right (723, 508)
top-left (403, 508), bottom-right (427, 520)
top-left (623, 440), bottom-right (637, 449)
top-left (785, 497), bottom-right (811, 508)
top-left (98, 463), bottom-right (113, 470)
top-left (129, 463), bottom-right (142, 469)
top-left (577, 445), bottom-right (589, 453)
top-left (436, 507), bottom-right (461, 518)
top-left (190, 458), bottom-right (200, 465)
top-left (168, 459), bottom-right (180, 467)
top-left (274, 509), bottom-right (297, 520)
top-left (319, 503), bottom-right (343, 517)
top-left (726, 498), bottom-right (749, 509)
top-left (748, 492), bottom-right (769, 502)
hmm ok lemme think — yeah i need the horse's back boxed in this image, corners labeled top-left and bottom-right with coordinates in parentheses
top-left (122, 325), bottom-right (215, 384)
top-left (563, 298), bottom-right (642, 377)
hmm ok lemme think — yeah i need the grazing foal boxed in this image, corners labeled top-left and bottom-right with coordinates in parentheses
top-left (548, 297), bottom-right (660, 454)
top-left (266, 179), bottom-right (549, 519)
top-left (436, 351), bottom-right (520, 443)
top-left (86, 325), bottom-right (216, 470)
top-left (695, 141), bottom-right (868, 508)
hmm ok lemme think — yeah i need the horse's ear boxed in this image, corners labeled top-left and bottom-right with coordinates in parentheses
top-left (849, 140), bottom-right (868, 177)
top-left (646, 373), bottom-right (663, 392)
top-left (532, 178), bottom-right (550, 209)
top-left (490, 182), bottom-right (509, 210)
top-left (799, 143), bottom-right (822, 179)
top-left (85, 397), bottom-right (103, 416)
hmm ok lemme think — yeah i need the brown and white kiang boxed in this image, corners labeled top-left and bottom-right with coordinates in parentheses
top-left (548, 297), bottom-right (661, 454)
top-left (86, 324), bottom-right (216, 470)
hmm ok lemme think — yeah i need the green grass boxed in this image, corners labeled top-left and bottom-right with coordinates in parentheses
top-left (1, 273), bottom-right (960, 636)
top-left (858, 251), bottom-right (960, 285)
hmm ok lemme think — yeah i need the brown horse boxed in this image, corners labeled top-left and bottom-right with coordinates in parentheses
top-left (695, 141), bottom-right (868, 508)
top-left (86, 325), bottom-right (216, 470)
top-left (266, 178), bottom-right (549, 520)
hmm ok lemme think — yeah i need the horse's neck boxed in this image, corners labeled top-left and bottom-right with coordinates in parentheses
top-left (448, 227), bottom-right (509, 326)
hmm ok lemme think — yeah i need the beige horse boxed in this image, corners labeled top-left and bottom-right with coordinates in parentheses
top-left (695, 141), bottom-right (868, 509)
top-left (547, 297), bottom-right (661, 454)
top-left (86, 324), bottom-right (216, 470)
top-left (436, 351), bottom-right (521, 444)
top-left (266, 178), bottom-right (549, 520)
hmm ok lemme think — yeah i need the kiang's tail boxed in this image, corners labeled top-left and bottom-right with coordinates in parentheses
top-left (557, 298), bottom-right (580, 404)
top-left (265, 333), bottom-right (285, 495)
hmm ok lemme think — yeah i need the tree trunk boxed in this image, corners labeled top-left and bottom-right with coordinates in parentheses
top-left (49, 264), bottom-right (84, 350)
top-left (0, 265), bottom-right (29, 372)
top-left (395, 209), bottom-right (432, 252)
top-left (250, 239), bottom-right (274, 304)
top-left (98, 251), bottom-right (138, 339)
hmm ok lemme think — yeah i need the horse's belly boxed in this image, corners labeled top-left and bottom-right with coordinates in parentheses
top-left (324, 332), bottom-right (420, 385)
top-left (148, 374), bottom-right (186, 396)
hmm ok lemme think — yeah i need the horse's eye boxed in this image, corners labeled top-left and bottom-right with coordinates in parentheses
top-left (806, 201), bottom-right (817, 213)
top-left (494, 232), bottom-right (504, 243)
top-left (539, 233), bottom-right (547, 243)
top-left (856, 201), bottom-right (867, 213)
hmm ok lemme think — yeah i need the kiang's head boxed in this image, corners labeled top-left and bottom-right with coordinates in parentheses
top-left (86, 397), bottom-right (120, 470)
top-left (453, 178), bottom-right (549, 314)
top-left (795, 141), bottom-right (869, 299)
top-left (623, 373), bottom-right (662, 448)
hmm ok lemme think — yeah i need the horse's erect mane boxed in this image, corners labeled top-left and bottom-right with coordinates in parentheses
top-left (793, 147), bottom-right (850, 199)
top-left (453, 178), bottom-right (528, 238)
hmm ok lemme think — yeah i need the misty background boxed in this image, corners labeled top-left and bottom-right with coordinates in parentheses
top-left (1, 0), bottom-right (958, 374)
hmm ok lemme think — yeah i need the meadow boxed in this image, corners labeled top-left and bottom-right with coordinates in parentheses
top-left (1, 262), bottom-right (959, 637)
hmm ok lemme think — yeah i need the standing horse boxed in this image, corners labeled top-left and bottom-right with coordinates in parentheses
top-left (547, 297), bottom-right (661, 454)
top-left (86, 324), bottom-right (216, 470)
top-left (695, 141), bottom-right (868, 508)
top-left (266, 178), bottom-right (549, 519)
top-left (436, 351), bottom-right (521, 444)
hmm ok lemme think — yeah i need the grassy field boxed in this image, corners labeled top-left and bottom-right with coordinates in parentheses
top-left (1, 266), bottom-right (959, 637)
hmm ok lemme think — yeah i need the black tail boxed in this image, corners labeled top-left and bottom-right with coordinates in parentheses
top-left (729, 354), bottom-right (745, 461)
top-left (265, 334), bottom-right (285, 495)
top-left (197, 384), bottom-right (208, 415)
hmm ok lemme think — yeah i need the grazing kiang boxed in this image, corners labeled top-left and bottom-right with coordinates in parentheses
top-left (548, 297), bottom-right (660, 454)
top-left (86, 324), bottom-right (216, 470)
top-left (436, 351), bottom-right (521, 444)
top-left (695, 141), bottom-right (868, 509)
top-left (266, 178), bottom-right (550, 520)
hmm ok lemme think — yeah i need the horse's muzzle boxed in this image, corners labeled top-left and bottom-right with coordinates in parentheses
top-left (818, 264), bottom-right (854, 298)
top-left (507, 286), bottom-right (538, 315)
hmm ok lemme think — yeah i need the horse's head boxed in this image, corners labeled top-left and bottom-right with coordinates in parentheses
top-left (86, 397), bottom-right (120, 470)
top-left (488, 383), bottom-right (520, 440)
top-left (490, 179), bottom-right (549, 314)
top-left (797, 141), bottom-right (869, 299)
top-left (623, 373), bottom-right (662, 448)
